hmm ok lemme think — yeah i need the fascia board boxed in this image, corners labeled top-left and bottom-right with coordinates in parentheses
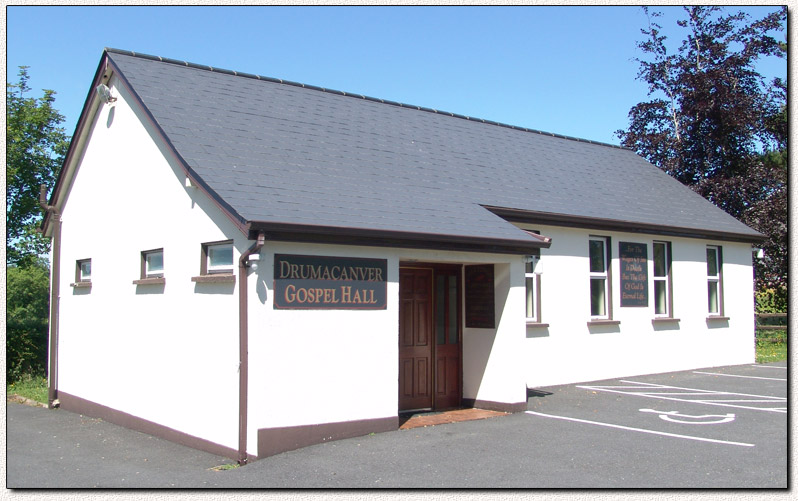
top-left (42, 53), bottom-right (111, 237)
top-left (248, 221), bottom-right (552, 255)
top-left (485, 206), bottom-right (766, 244)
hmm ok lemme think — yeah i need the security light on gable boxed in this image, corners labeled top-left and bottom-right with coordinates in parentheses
top-left (95, 84), bottom-right (117, 104)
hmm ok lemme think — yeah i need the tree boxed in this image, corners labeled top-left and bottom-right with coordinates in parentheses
top-left (617, 6), bottom-right (787, 297)
top-left (7, 264), bottom-right (50, 382)
top-left (7, 66), bottom-right (69, 268)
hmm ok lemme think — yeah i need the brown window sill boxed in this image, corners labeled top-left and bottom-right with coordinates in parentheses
top-left (587, 319), bottom-right (620, 327)
top-left (133, 277), bottom-right (166, 285)
top-left (526, 322), bottom-right (550, 328)
top-left (192, 274), bottom-right (236, 284)
top-left (652, 317), bottom-right (680, 324)
top-left (707, 316), bottom-right (730, 321)
top-left (70, 282), bottom-right (92, 288)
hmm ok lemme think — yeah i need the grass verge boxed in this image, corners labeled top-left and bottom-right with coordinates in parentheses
top-left (7, 374), bottom-right (48, 405)
top-left (755, 329), bottom-right (787, 364)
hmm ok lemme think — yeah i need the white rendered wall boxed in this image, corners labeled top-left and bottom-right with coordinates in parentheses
top-left (56, 75), bottom-right (243, 450)
top-left (520, 224), bottom-right (756, 388)
top-left (461, 261), bottom-right (527, 406)
top-left (246, 244), bottom-right (528, 454)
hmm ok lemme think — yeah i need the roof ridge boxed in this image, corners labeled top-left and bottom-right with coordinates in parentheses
top-left (104, 47), bottom-right (629, 151)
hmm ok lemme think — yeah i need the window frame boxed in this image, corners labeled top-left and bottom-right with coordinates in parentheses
top-left (76, 258), bottom-right (92, 283)
top-left (706, 245), bottom-right (724, 316)
top-left (201, 240), bottom-right (235, 275)
top-left (588, 236), bottom-right (611, 320)
top-left (524, 251), bottom-right (542, 324)
top-left (652, 241), bottom-right (673, 318)
top-left (141, 248), bottom-right (165, 279)
top-left (191, 240), bottom-right (237, 284)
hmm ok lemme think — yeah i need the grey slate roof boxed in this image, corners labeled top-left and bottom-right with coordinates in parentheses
top-left (105, 49), bottom-right (762, 247)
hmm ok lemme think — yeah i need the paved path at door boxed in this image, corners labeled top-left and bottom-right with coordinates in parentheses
top-left (7, 362), bottom-right (787, 488)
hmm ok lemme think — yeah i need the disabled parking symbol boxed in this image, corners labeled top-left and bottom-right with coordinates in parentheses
top-left (639, 409), bottom-right (736, 425)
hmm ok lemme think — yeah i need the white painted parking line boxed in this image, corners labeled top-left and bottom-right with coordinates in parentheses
top-left (525, 411), bottom-right (755, 447)
top-left (693, 371), bottom-right (787, 381)
top-left (577, 380), bottom-right (786, 414)
top-left (751, 365), bottom-right (787, 369)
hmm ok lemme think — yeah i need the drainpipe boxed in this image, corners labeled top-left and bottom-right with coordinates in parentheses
top-left (238, 231), bottom-right (266, 465)
top-left (39, 185), bottom-right (61, 409)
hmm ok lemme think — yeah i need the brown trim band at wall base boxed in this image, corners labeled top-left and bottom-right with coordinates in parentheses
top-left (58, 391), bottom-right (242, 462)
top-left (461, 398), bottom-right (528, 413)
top-left (257, 416), bottom-right (398, 459)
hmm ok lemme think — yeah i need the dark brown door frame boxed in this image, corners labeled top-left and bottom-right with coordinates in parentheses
top-left (399, 262), bottom-right (463, 411)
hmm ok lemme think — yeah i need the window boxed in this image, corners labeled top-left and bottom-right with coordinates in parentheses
top-left (707, 245), bottom-right (723, 315)
top-left (435, 270), bottom-right (460, 345)
top-left (525, 251), bottom-right (541, 323)
top-left (192, 240), bottom-right (236, 284)
top-left (71, 258), bottom-right (92, 289)
top-left (589, 237), bottom-right (609, 319)
top-left (142, 249), bottom-right (164, 278)
top-left (206, 242), bottom-right (233, 274)
top-left (198, 240), bottom-right (234, 275)
top-left (653, 241), bottom-right (672, 317)
top-left (77, 259), bottom-right (91, 282)
top-left (133, 249), bottom-right (166, 286)
top-left (133, 249), bottom-right (164, 285)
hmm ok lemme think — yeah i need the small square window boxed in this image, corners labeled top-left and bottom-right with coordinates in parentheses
top-left (142, 249), bottom-right (164, 278)
top-left (77, 259), bottom-right (91, 282)
top-left (202, 240), bottom-right (234, 275)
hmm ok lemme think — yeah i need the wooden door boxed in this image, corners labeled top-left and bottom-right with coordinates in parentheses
top-left (399, 268), bottom-right (433, 411)
top-left (433, 268), bottom-right (462, 410)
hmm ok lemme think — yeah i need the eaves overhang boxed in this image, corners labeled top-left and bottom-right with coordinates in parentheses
top-left (485, 206), bottom-right (766, 244)
top-left (247, 221), bottom-right (552, 255)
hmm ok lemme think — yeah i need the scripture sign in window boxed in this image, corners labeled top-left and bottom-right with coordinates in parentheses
top-left (619, 242), bottom-right (648, 307)
top-left (273, 254), bottom-right (387, 309)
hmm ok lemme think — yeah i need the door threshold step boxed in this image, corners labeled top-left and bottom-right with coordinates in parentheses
top-left (399, 408), bottom-right (508, 430)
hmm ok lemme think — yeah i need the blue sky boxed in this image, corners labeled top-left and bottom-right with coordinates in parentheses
top-left (7, 5), bottom-right (786, 146)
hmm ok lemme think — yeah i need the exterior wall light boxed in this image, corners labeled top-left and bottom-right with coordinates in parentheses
top-left (95, 84), bottom-right (117, 104)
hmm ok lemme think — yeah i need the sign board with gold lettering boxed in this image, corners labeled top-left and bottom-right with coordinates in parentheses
top-left (619, 242), bottom-right (648, 307)
top-left (273, 254), bottom-right (387, 309)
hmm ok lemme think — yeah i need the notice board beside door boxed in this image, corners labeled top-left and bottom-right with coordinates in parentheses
top-left (465, 264), bottom-right (495, 328)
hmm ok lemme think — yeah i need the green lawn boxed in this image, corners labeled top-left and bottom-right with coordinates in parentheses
top-left (7, 374), bottom-right (48, 404)
top-left (756, 329), bottom-right (788, 364)
top-left (756, 340), bottom-right (788, 364)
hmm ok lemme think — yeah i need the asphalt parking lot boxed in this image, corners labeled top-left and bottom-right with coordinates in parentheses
top-left (6, 362), bottom-right (787, 488)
